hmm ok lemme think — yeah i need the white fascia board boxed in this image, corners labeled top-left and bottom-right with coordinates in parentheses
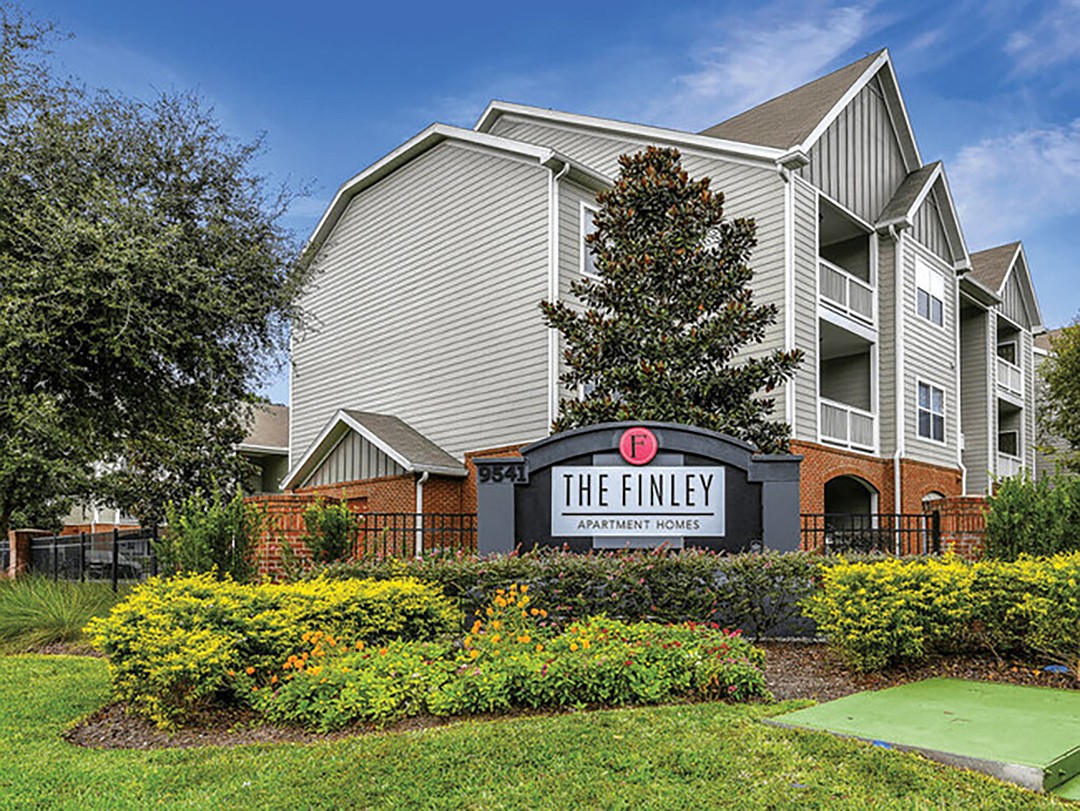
top-left (474, 100), bottom-right (786, 165)
top-left (933, 169), bottom-right (971, 269)
top-left (959, 276), bottom-right (1001, 308)
top-left (800, 51), bottom-right (922, 172)
top-left (237, 443), bottom-right (289, 455)
top-left (281, 412), bottom-right (352, 490)
top-left (303, 124), bottom-right (558, 257)
top-left (1006, 245), bottom-right (1046, 331)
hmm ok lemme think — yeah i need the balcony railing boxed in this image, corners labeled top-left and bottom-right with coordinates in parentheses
top-left (819, 258), bottom-right (874, 325)
top-left (997, 453), bottom-right (1024, 479)
top-left (820, 398), bottom-right (876, 453)
top-left (996, 357), bottom-right (1023, 399)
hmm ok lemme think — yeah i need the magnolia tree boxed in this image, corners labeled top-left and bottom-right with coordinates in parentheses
top-left (541, 146), bottom-right (802, 453)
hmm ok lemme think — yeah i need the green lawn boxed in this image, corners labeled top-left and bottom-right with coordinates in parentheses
top-left (1, 655), bottom-right (1065, 810)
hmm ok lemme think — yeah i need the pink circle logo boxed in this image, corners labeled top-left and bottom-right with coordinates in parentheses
top-left (619, 427), bottom-right (658, 465)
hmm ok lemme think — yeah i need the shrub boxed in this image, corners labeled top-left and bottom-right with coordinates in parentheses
top-left (985, 472), bottom-right (1080, 559)
top-left (247, 585), bottom-right (768, 730)
top-left (0, 576), bottom-right (124, 652)
top-left (86, 572), bottom-right (459, 727)
top-left (804, 554), bottom-right (1080, 672)
top-left (321, 548), bottom-right (823, 639)
top-left (157, 486), bottom-right (263, 581)
top-left (301, 498), bottom-right (357, 565)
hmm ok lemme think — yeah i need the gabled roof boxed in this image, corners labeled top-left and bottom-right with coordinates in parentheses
top-left (282, 410), bottom-right (466, 490)
top-left (699, 49), bottom-right (921, 172)
top-left (701, 51), bottom-right (883, 150)
top-left (876, 161), bottom-right (970, 268)
top-left (1035, 327), bottom-right (1063, 354)
top-left (969, 242), bottom-right (1021, 292)
top-left (238, 403), bottom-right (289, 454)
top-left (970, 242), bottom-right (1044, 331)
top-left (303, 124), bottom-right (609, 261)
top-left (877, 162), bottom-right (941, 225)
top-left (474, 101), bottom-right (790, 166)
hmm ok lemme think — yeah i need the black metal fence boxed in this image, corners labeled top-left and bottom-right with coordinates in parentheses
top-left (27, 527), bottom-right (157, 590)
top-left (801, 512), bottom-right (941, 556)
top-left (356, 513), bottom-right (477, 558)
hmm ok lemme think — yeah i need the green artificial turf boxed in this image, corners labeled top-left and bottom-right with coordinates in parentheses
top-left (0, 655), bottom-right (1066, 810)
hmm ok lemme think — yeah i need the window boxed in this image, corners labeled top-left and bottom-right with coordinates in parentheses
top-left (998, 430), bottom-right (1019, 457)
top-left (917, 381), bottom-right (945, 442)
top-left (997, 341), bottom-right (1017, 365)
top-left (581, 203), bottom-right (599, 278)
top-left (915, 258), bottom-right (944, 326)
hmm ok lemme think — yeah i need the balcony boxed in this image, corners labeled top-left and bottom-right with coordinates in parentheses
top-left (820, 398), bottom-right (876, 454)
top-left (819, 258), bottom-right (874, 326)
top-left (996, 357), bottom-right (1023, 400)
top-left (997, 453), bottom-right (1024, 479)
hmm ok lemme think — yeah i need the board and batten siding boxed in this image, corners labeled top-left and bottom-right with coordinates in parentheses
top-left (1000, 270), bottom-right (1032, 329)
top-left (911, 190), bottom-right (952, 264)
top-left (304, 431), bottom-right (405, 487)
top-left (797, 75), bottom-right (909, 223)
top-left (902, 238), bottom-right (959, 469)
top-left (488, 114), bottom-right (790, 357)
top-left (556, 179), bottom-right (600, 401)
top-left (291, 141), bottom-right (551, 463)
top-left (791, 176), bottom-right (819, 441)
top-left (959, 305), bottom-right (992, 494)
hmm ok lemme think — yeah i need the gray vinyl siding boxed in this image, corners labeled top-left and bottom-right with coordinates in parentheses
top-left (877, 234), bottom-right (898, 454)
top-left (797, 76), bottom-right (908, 222)
top-left (912, 190), bottom-right (952, 263)
top-left (556, 180), bottom-right (599, 400)
top-left (791, 177), bottom-right (818, 440)
top-left (903, 238), bottom-right (959, 468)
top-left (960, 306), bottom-right (992, 494)
top-left (487, 114), bottom-right (789, 357)
top-left (304, 431), bottom-right (406, 487)
top-left (1001, 271), bottom-right (1032, 328)
top-left (291, 141), bottom-right (550, 462)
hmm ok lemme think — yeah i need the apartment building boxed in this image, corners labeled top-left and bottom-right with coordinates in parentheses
top-left (286, 49), bottom-right (1043, 519)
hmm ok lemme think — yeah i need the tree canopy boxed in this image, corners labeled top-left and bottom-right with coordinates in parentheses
top-left (0, 5), bottom-right (307, 534)
top-left (540, 146), bottom-right (801, 453)
top-left (1038, 324), bottom-right (1080, 473)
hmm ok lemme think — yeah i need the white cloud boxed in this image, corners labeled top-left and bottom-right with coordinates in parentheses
top-left (1005, 0), bottom-right (1080, 72)
top-left (950, 120), bottom-right (1080, 248)
top-left (656, 3), bottom-right (876, 129)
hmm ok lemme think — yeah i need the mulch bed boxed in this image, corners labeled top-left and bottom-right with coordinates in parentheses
top-left (58, 642), bottom-right (1078, 751)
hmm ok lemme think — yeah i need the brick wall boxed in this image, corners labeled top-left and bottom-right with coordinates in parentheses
top-left (935, 496), bottom-right (988, 558)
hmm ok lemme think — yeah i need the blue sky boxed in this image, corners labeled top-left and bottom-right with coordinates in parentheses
top-left (19, 0), bottom-right (1080, 404)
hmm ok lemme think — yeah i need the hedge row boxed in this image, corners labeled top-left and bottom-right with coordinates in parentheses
top-left (804, 554), bottom-right (1080, 671)
top-left (323, 548), bottom-right (828, 639)
top-left (87, 573), bottom-right (458, 727)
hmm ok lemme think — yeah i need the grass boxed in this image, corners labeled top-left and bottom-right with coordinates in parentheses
top-left (0, 577), bottom-right (125, 653)
top-left (0, 655), bottom-right (1066, 810)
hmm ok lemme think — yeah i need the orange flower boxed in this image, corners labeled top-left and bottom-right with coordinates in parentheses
top-left (226, 669), bottom-right (236, 677)
top-left (570, 642), bottom-right (579, 652)
top-left (378, 647), bottom-right (389, 656)
top-left (469, 649), bottom-right (480, 659)
top-left (245, 666), bottom-right (255, 675)
top-left (270, 675), bottom-right (279, 685)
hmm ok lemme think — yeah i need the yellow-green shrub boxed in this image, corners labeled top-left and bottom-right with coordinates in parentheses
top-left (86, 572), bottom-right (459, 727)
top-left (804, 554), bottom-right (1080, 672)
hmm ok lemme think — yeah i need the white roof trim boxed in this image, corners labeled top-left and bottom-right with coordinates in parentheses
top-left (932, 170), bottom-right (971, 269)
top-left (474, 100), bottom-right (787, 164)
top-left (303, 124), bottom-right (602, 258)
top-left (798, 50), bottom-right (922, 172)
top-left (282, 410), bottom-right (467, 491)
top-left (237, 443), bottom-right (289, 454)
top-left (999, 244), bottom-right (1045, 331)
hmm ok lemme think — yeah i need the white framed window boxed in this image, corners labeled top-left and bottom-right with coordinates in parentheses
top-left (580, 202), bottom-right (600, 278)
top-left (998, 430), bottom-right (1019, 457)
top-left (917, 380), bottom-right (945, 443)
top-left (997, 341), bottom-right (1017, 365)
top-left (915, 258), bottom-right (945, 327)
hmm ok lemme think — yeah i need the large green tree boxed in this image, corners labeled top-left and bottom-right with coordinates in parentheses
top-left (0, 5), bottom-right (306, 535)
top-left (541, 146), bottom-right (802, 453)
top-left (1038, 323), bottom-right (1080, 473)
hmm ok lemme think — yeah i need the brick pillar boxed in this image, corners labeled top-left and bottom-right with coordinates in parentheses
top-left (8, 529), bottom-right (50, 577)
top-left (934, 496), bottom-right (988, 559)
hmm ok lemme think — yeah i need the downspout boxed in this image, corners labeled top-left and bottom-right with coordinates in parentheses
top-left (889, 224), bottom-right (905, 513)
top-left (546, 159), bottom-right (572, 430)
top-left (779, 165), bottom-right (796, 429)
top-left (414, 471), bottom-right (429, 559)
top-left (955, 274), bottom-right (966, 494)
